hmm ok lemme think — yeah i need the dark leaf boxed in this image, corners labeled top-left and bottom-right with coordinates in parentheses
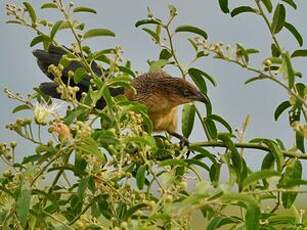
top-left (135, 19), bottom-right (161, 27)
top-left (244, 75), bottom-right (267, 85)
top-left (83, 28), bottom-right (116, 39)
top-left (175, 25), bottom-right (208, 39)
top-left (159, 49), bottom-right (172, 60)
top-left (142, 28), bottom-right (160, 42)
top-left (208, 114), bottom-right (232, 133)
top-left (50, 20), bottom-right (64, 41)
top-left (74, 67), bottom-right (87, 84)
top-left (12, 104), bottom-right (31, 113)
top-left (182, 104), bottom-right (196, 138)
top-left (296, 132), bottom-right (305, 152)
top-left (23, 2), bottom-right (37, 24)
top-left (218, 0), bottom-right (229, 14)
top-left (41, 3), bottom-right (57, 9)
top-left (231, 6), bottom-right (257, 17)
top-left (284, 22), bottom-right (303, 47)
top-left (261, 0), bottom-right (273, 13)
top-left (271, 43), bottom-right (281, 57)
top-left (291, 49), bottom-right (307, 58)
top-left (263, 140), bottom-right (284, 172)
top-left (274, 100), bottom-right (291, 121)
top-left (73, 6), bottom-right (97, 14)
top-left (208, 216), bottom-right (241, 230)
top-left (136, 165), bottom-right (146, 190)
top-left (282, 52), bottom-right (295, 89)
top-left (281, 0), bottom-right (297, 9)
top-left (16, 188), bottom-right (31, 227)
top-left (279, 159), bottom-right (302, 208)
top-left (271, 4), bottom-right (286, 34)
top-left (204, 118), bottom-right (218, 139)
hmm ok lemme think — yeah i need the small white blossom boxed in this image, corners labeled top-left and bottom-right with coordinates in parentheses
top-left (33, 102), bottom-right (61, 125)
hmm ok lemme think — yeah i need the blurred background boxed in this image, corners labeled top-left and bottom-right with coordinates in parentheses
top-left (1, 0), bottom-right (306, 216)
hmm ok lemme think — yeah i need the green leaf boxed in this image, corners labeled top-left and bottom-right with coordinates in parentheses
top-left (41, 3), bottom-right (57, 9)
top-left (204, 118), bottom-right (218, 139)
top-left (221, 193), bottom-right (260, 230)
top-left (261, 0), bottom-right (273, 13)
top-left (83, 28), bottom-right (116, 39)
top-left (263, 140), bottom-right (284, 172)
top-left (12, 104), bottom-right (31, 113)
top-left (30, 35), bottom-right (50, 47)
top-left (208, 216), bottom-right (241, 230)
top-left (142, 28), bottom-right (160, 42)
top-left (159, 49), bottom-right (172, 60)
top-left (208, 114), bottom-right (232, 133)
top-left (136, 165), bottom-right (146, 190)
top-left (74, 67), bottom-right (87, 84)
top-left (279, 159), bottom-right (302, 208)
top-left (175, 25), bottom-right (208, 39)
top-left (242, 170), bottom-right (280, 188)
top-left (135, 19), bottom-right (161, 27)
top-left (6, 20), bottom-right (22, 25)
top-left (50, 20), bottom-right (64, 41)
top-left (218, 134), bottom-right (243, 182)
top-left (149, 59), bottom-right (168, 72)
top-left (188, 68), bottom-right (207, 94)
top-left (209, 162), bottom-right (221, 185)
top-left (291, 49), bottom-right (307, 58)
top-left (231, 6), bottom-right (257, 17)
top-left (271, 4), bottom-right (286, 34)
top-left (182, 104), bottom-right (196, 138)
top-left (282, 52), bottom-right (295, 89)
top-left (16, 188), bottom-right (31, 227)
top-left (284, 22), bottom-right (303, 47)
top-left (73, 6), bottom-right (97, 14)
top-left (244, 75), bottom-right (267, 85)
top-left (160, 159), bottom-right (187, 167)
top-left (218, 0), bottom-right (229, 14)
top-left (271, 43), bottom-right (281, 57)
top-left (274, 100), bottom-right (291, 121)
top-left (296, 132), bottom-right (305, 152)
top-left (23, 2), bottom-right (37, 24)
top-left (261, 153), bottom-right (275, 188)
top-left (281, 0), bottom-right (297, 9)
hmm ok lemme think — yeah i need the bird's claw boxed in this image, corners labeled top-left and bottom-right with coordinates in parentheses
top-left (179, 136), bottom-right (189, 148)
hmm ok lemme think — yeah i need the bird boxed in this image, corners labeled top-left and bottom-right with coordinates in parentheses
top-left (32, 45), bottom-right (209, 144)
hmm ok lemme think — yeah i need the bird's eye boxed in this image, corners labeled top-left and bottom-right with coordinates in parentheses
top-left (182, 89), bottom-right (191, 97)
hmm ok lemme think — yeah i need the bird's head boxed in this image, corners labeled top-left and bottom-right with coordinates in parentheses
top-left (128, 71), bottom-right (210, 110)
top-left (158, 76), bottom-right (209, 106)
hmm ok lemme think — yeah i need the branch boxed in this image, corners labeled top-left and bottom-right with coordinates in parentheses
top-left (190, 141), bottom-right (307, 159)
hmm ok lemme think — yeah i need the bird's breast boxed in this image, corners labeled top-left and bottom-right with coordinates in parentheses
top-left (149, 107), bottom-right (178, 133)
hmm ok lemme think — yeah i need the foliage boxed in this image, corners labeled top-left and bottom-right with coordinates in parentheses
top-left (1, 0), bottom-right (307, 229)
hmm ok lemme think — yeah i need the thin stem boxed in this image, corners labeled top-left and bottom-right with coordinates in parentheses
top-left (254, 0), bottom-right (282, 51)
top-left (190, 141), bottom-right (307, 159)
top-left (195, 107), bottom-right (211, 141)
top-left (164, 17), bottom-right (186, 79)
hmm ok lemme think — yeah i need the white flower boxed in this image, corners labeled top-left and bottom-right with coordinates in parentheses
top-left (33, 102), bottom-right (61, 125)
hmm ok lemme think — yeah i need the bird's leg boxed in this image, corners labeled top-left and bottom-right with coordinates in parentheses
top-left (167, 131), bottom-right (189, 148)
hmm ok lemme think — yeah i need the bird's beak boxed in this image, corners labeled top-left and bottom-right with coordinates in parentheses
top-left (194, 92), bottom-right (209, 104)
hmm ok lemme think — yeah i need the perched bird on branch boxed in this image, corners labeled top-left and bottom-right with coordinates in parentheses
top-left (33, 46), bottom-right (209, 143)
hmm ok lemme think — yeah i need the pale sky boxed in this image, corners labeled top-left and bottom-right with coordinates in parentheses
top-left (1, 0), bottom-right (306, 171)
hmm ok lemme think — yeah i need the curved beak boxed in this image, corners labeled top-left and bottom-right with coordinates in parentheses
top-left (194, 92), bottom-right (210, 104)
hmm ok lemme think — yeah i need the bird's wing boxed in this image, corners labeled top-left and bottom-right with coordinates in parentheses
top-left (33, 45), bottom-right (124, 109)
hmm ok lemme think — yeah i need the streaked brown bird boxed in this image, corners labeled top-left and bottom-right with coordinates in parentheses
top-left (33, 46), bottom-right (209, 141)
